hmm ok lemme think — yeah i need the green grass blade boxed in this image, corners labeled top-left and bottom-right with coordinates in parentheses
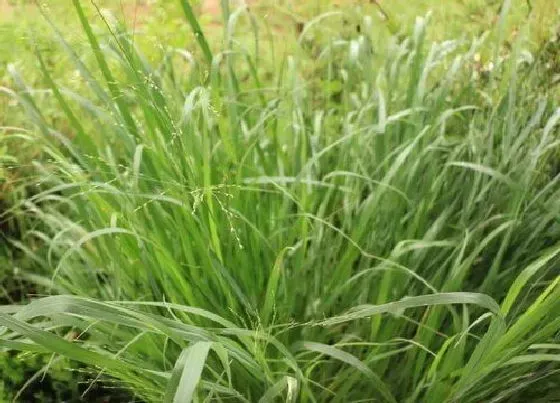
top-left (320, 292), bottom-right (502, 326)
top-left (71, 0), bottom-right (138, 138)
top-left (259, 376), bottom-right (298, 403)
top-left (501, 243), bottom-right (560, 316)
top-left (165, 341), bottom-right (212, 403)
top-left (294, 341), bottom-right (396, 403)
top-left (178, 0), bottom-right (213, 64)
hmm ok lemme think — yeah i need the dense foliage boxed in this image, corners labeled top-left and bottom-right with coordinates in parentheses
top-left (1, 1), bottom-right (559, 401)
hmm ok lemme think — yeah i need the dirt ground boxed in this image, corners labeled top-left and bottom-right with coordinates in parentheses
top-left (0, 0), bottom-right (261, 29)
top-left (0, 0), bottom-right (14, 19)
top-left (0, 0), bottom-right (230, 20)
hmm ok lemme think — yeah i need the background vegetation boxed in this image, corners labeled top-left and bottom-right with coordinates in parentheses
top-left (1, 0), bottom-right (559, 401)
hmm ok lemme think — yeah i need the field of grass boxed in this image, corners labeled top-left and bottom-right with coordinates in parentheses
top-left (1, 0), bottom-right (560, 402)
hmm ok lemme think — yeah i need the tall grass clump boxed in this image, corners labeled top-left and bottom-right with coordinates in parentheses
top-left (1, 1), bottom-right (559, 401)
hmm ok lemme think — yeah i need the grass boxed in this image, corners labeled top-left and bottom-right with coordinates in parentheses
top-left (1, 0), bottom-right (560, 401)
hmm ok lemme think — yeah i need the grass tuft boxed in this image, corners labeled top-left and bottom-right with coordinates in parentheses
top-left (1, 0), bottom-right (559, 401)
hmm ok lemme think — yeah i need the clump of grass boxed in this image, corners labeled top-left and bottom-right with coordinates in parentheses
top-left (1, 1), bottom-right (559, 402)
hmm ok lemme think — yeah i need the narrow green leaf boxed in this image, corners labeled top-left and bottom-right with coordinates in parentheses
top-left (259, 376), bottom-right (298, 403)
top-left (320, 292), bottom-right (502, 326)
top-left (447, 162), bottom-right (515, 187)
top-left (501, 243), bottom-right (560, 316)
top-left (178, 0), bottom-right (213, 64)
top-left (164, 342), bottom-right (212, 403)
top-left (261, 247), bottom-right (292, 325)
top-left (503, 354), bottom-right (560, 365)
top-left (71, 0), bottom-right (138, 137)
top-left (294, 341), bottom-right (396, 403)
